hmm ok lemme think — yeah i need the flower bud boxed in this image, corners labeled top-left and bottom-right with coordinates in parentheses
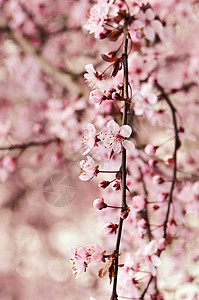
top-left (89, 90), bottom-right (104, 104)
top-left (148, 159), bottom-right (158, 168)
top-left (132, 195), bottom-right (146, 211)
top-left (112, 180), bottom-right (120, 191)
top-left (2, 156), bottom-right (16, 173)
top-left (120, 207), bottom-right (130, 219)
top-left (103, 222), bottom-right (118, 235)
top-left (98, 180), bottom-right (110, 189)
top-left (93, 198), bottom-right (107, 210)
top-left (158, 192), bottom-right (168, 202)
top-left (153, 175), bottom-right (164, 185)
top-left (144, 144), bottom-right (157, 156)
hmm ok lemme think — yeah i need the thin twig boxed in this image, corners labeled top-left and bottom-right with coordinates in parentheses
top-left (0, 138), bottom-right (60, 151)
top-left (155, 80), bottom-right (180, 238)
top-left (110, 21), bottom-right (130, 300)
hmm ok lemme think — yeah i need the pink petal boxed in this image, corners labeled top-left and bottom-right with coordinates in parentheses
top-left (122, 140), bottom-right (135, 152)
top-left (120, 125), bottom-right (132, 137)
top-left (107, 119), bottom-right (120, 134)
top-left (144, 26), bottom-right (155, 41)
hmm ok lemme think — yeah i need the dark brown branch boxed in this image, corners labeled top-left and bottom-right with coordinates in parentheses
top-left (139, 167), bottom-right (152, 240)
top-left (110, 21), bottom-right (130, 300)
top-left (0, 138), bottom-right (60, 151)
top-left (155, 80), bottom-right (180, 238)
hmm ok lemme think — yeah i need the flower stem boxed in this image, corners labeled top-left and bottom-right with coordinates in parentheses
top-left (110, 21), bottom-right (130, 300)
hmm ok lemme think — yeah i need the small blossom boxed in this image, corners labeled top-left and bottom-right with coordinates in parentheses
top-left (144, 144), bottom-right (157, 156)
top-left (2, 156), bottom-right (16, 173)
top-left (132, 195), bottom-right (146, 212)
top-left (102, 119), bottom-right (135, 154)
top-left (121, 206), bottom-right (130, 219)
top-left (103, 222), bottom-right (118, 235)
top-left (153, 175), bottom-right (164, 185)
top-left (112, 179), bottom-right (121, 191)
top-left (79, 156), bottom-right (98, 181)
top-left (99, 180), bottom-right (110, 189)
top-left (84, 64), bottom-right (107, 91)
top-left (133, 84), bottom-right (157, 116)
top-left (70, 244), bottom-right (103, 278)
top-left (93, 198), bottom-right (107, 210)
top-left (81, 124), bottom-right (98, 155)
top-left (89, 89), bottom-right (104, 104)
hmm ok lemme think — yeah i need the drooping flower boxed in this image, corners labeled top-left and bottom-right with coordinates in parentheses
top-left (102, 119), bottom-right (135, 154)
top-left (79, 156), bottom-right (98, 181)
top-left (70, 244), bottom-right (103, 278)
top-left (103, 222), bottom-right (118, 235)
top-left (81, 124), bottom-right (99, 155)
top-left (83, 0), bottom-right (113, 38)
top-left (84, 64), bottom-right (107, 91)
top-left (144, 240), bottom-right (161, 276)
top-left (133, 84), bottom-right (157, 116)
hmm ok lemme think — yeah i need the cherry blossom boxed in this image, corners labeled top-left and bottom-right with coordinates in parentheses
top-left (133, 83), bottom-right (157, 116)
top-left (133, 8), bottom-right (164, 42)
top-left (84, 64), bottom-right (107, 91)
top-left (102, 119), bottom-right (135, 153)
top-left (79, 156), bottom-right (98, 181)
top-left (81, 123), bottom-right (98, 155)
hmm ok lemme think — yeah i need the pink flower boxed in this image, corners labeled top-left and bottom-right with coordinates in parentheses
top-left (93, 198), bottom-right (107, 210)
top-left (70, 244), bottom-right (103, 278)
top-left (102, 119), bottom-right (135, 153)
top-left (132, 195), bottom-right (146, 212)
top-left (133, 84), bottom-right (157, 116)
top-left (84, 64), bottom-right (107, 91)
top-left (103, 222), bottom-right (118, 235)
top-left (79, 156), bottom-right (98, 181)
top-left (89, 89), bottom-right (104, 104)
top-left (83, 0), bottom-right (113, 38)
top-left (144, 144), bottom-right (157, 156)
top-left (81, 124), bottom-right (98, 155)
top-left (86, 244), bottom-right (103, 264)
top-left (70, 246), bottom-right (89, 278)
top-left (134, 8), bottom-right (164, 42)
top-left (2, 156), bottom-right (16, 173)
top-left (112, 180), bottom-right (121, 191)
top-left (144, 240), bottom-right (161, 276)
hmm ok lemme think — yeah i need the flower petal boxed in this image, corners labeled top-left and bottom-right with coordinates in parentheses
top-left (107, 119), bottom-right (120, 134)
top-left (120, 125), bottom-right (132, 137)
top-left (122, 140), bottom-right (135, 151)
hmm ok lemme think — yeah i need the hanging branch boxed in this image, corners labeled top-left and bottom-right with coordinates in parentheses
top-left (0, 138), bottom-right (60, 151)
top-left (155, 80), bottom-right (180, 238)
top-left (110, 21), bottom-right (130, 300)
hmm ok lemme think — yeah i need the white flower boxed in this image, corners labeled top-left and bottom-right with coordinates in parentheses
top-left (133, 83), bottom-right (157, 116)
top-left (79, 156), bottom-right (97, 181)
top-left (81, 124), bottom-right (97, 155)
top-left (102, 119), bottom-right (135, 153)
top-left (84, 64), bottom-right (108, 91)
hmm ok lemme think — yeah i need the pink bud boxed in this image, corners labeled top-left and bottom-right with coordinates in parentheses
top-left (153, 175), bottom-right (164, 185)
top-left (112, 180), bottom-right (121, 191)
top-left (112, 92), bottom-right (121, 100)
top-left (132, 195), bottom-right (146, 211)
top-left (103, 222), bottom-right (118, 235)
top-left (158, 192), bottom-right (168, 202)
top-left (2, 156), bottom-right (16, 173)
top-left (32, 122), bottom-right (43, 134)
top-left (93, 198), bottom-right (107, 210)
top-left (120, 207), bottom-right (130, 219)
top-left (152, 204), bottom-right (159, 211)
top-left (158, 238), bottom-right (166, 250)
top-left (89, 90), bottom-right (104, 103)
top-left (98, 180), bottom-right (110, 189)
top-left (148, 159), bottom-right (157, 167)
top-left (144, 144), bottom-right (157, 156)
